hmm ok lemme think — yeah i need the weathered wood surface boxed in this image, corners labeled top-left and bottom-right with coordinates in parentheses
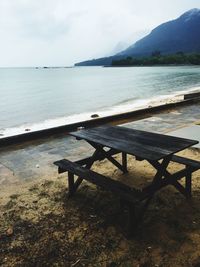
top-left (171, 155), bottom-right (200, 170)
top-left (56, 149), bottom-right (120, 174)
top-left (70, 125), bottom-right (198, 161)
top-left (54, 159), bottom-right (144, 202)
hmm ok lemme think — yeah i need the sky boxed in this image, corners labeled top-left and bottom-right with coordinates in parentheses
top-left (0, 0), bottom-right (199, 67)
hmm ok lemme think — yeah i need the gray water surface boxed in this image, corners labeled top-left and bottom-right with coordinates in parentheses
top-left (1, 66), bottom-right (200, 130)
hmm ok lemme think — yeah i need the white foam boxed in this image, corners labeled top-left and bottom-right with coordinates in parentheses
top-left (1, 86), bottom-right (200, 139)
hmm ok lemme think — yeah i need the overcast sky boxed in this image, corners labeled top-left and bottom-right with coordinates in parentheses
top-left (0, 0), bottom-right (199, 67)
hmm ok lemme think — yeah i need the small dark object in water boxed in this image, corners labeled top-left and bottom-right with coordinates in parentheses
top-left (25, 128), bottom-right (31, 132)
top-left (91, 114), bottom-right (99, 118)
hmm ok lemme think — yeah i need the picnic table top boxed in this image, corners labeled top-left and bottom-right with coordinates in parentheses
top-left (70, 125), bottom-right (199, 161)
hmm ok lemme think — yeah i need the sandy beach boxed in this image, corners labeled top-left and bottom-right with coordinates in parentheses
top-left (0, 147), bottom-right (200, 267)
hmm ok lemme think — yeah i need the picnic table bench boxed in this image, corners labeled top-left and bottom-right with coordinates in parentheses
top-left (54, 125), bottom-right (200, 234)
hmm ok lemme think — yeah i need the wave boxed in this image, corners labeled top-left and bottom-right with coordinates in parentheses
top-left (1, 85), bottom-right (200, 139)
top-left (114, 96), bottom-right (138, 106)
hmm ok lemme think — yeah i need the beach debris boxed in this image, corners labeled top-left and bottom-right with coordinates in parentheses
top-left (147, 246), bottom-right (152, 251)
top-left (25, 128), bottom-right (31, 132)
top-left (77, 126), bottom-right (85, 131)
top-left (71, 259), bottom-right (81, 267)
top-left (36, 164), bottom-right (40, 168)
top-left (171, 111), bottom-right (182, 115)
top-left (89, 214), bottom-right (97, 218)
top-left (6, 227), bottom-right (13, 236)
top-left (91, 114), bottom-right (99, 118)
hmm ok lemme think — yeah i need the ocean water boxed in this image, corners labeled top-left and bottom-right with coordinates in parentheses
top-left (0, 66), bottom-right (200, 136)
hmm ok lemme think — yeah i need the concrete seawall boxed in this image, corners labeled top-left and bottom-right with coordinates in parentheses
top-left (0, 95), bottom-right (200, 147)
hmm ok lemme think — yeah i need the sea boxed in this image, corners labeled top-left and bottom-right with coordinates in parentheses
top-left (0, 66), bottom-right (200, 137)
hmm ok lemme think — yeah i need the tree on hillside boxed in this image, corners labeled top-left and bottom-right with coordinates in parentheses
top-left (151, 50), bottom-right (161, 57)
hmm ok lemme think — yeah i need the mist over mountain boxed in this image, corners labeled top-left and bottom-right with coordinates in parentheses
top-left (75, 8), bottom-right (200, 66)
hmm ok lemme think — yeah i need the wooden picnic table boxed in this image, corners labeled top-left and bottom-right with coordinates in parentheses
top-left (70, 125), bottom-right (199, 188)
top-left (55, 125), bottom-right (200, 234)
top-left (70, 125), bottom-right (198, 160)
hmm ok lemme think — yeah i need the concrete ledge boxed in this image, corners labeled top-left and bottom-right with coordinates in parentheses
top-left (184, 92), bottom-right (200, 100)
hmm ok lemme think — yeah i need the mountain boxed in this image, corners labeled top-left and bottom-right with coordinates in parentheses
top-left (75, 8), bottom-right (200, 66)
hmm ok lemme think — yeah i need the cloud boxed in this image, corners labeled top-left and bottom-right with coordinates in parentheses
top-left (0, 0), bottom-right (199, 66)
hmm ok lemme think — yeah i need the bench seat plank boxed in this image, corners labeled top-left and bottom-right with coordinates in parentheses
top-left (171, 155), bottom-right (200, 170)
top-left (54, 159), bottom-right (143, 203)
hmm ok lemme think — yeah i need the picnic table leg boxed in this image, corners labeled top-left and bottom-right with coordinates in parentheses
top-left (87, 141), bottom-right (126, 173)
top-left (122, 152), bottom-right (128, 173)
top-left (146, 159), bottom-right (195, 200)
top-left (72, 149), bottom-right (102, 194)
top-left (152, 157), bottom-right (172, 183)
top-left (185, 172), bottom-right (192, 199)
top-left (68, 172), bottom-right (75, 197)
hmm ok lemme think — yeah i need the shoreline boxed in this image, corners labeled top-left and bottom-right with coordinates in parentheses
top-left (105, 64), bottom-right (200, 67)
top-left (1, 88), bottom-right (200, 145)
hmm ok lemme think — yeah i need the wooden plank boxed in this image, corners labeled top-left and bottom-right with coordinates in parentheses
top-left (56, 149), bottom-right (120, 174)
top-left (172, 181), bottom-right (188, 198)
top-left (143, 167), bottom-right (192, 195)
top-left (72, 125), bottom-right (197, 148)
top-left (54, 159), bottom-right (143, 203)
top-left (87, 141), bottom-right (126, 173)
top-left (68, 172), bottom-right (75, 197)
top-left (185, 173), bottom-right (192, 198)
top-left (71, 129), bottom-right (170, 161)
top-left (75, 148), bottom-right (119, 166)
top-left (88, 127), bottom-right (177, 153)
top-left (101, 125), bottom-right (198, 148)
top-left (171, 155), bottom-right (200, 170)
top-left (122, 152), bottom-right (128, 173)
top-left (70, 126), bottom-right (198, 161)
